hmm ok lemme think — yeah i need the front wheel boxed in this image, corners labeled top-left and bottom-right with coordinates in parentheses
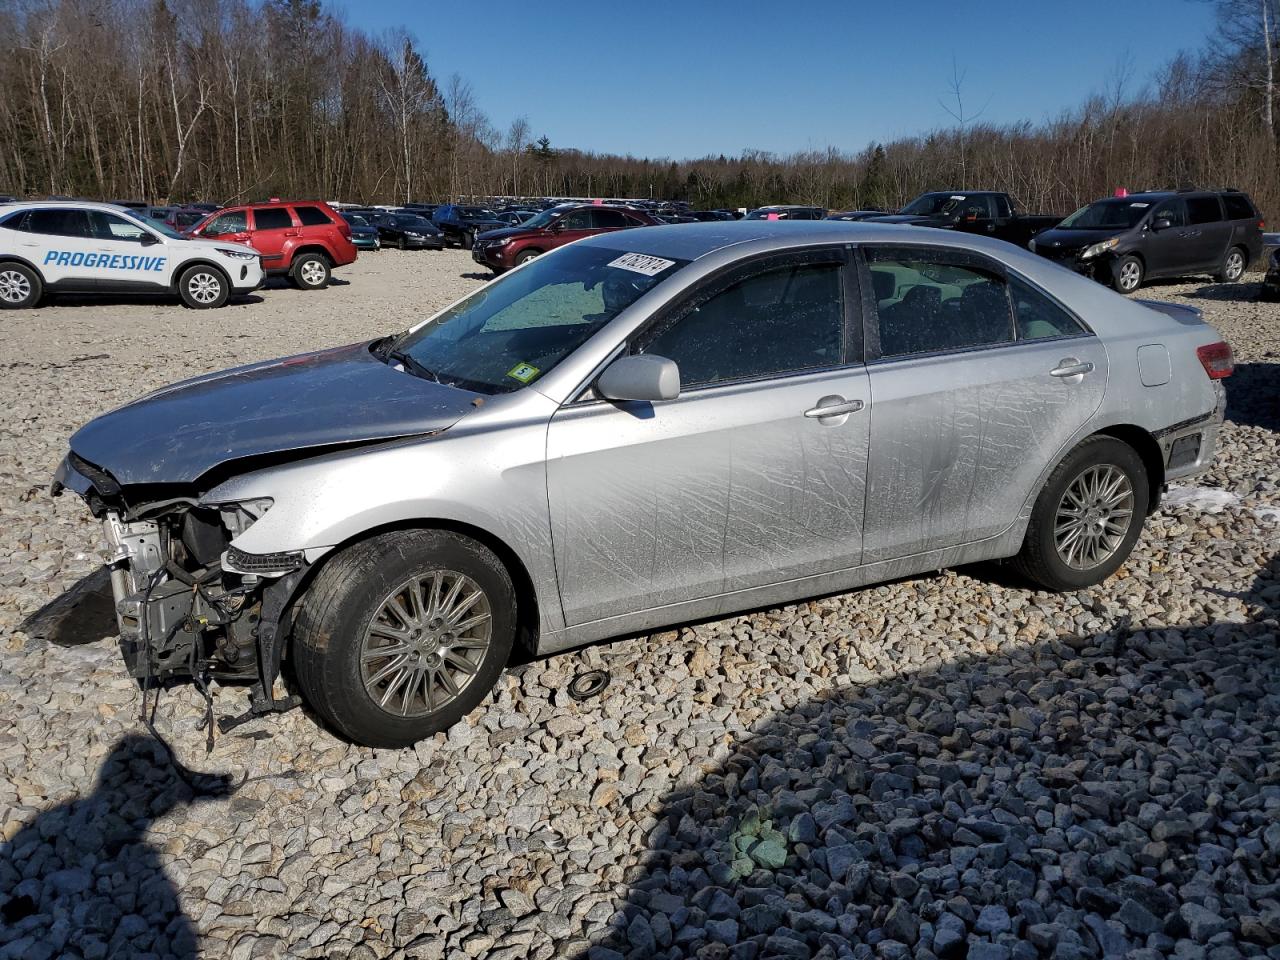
top-left (0, 263), bottom-right (42, 309)
top-left (1011, 436), bottom-right (1149, 591)
top-left (1217, 247), bottom-right (1246, 283)
top-left (461, 230), bottom-right (474, 250)
top-left (177, 264), bottom-right (229, 309)
top-left (291, 530), bottom-right (516, 747)
top-left (1112, 255), bottom-right (1143, 294)
top-left (514, 248), bottom-right (542, 266)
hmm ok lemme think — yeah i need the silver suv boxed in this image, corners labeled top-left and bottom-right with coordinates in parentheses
top-left (54, 222), bottom-right (1231, 747)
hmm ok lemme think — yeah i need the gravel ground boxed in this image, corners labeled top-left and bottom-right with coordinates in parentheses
top-left (0, 253), bottom-right (1277, 960)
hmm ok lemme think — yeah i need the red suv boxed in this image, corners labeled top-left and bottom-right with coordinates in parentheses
top-left (471, 204), bottom-right (659, 273)
top-left (190, 201), bottom-right (357, 289)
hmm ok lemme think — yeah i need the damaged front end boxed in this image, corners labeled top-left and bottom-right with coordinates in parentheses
top-left (53, 452), bottom-right (306, 730)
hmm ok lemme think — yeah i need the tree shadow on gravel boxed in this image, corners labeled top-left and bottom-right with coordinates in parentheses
top-left (0, 735), bottom-right (234, 960)
top-left (1225, 362), bottom-right (1280, 432)
top-left (582, 554), bottom-right (1279, 960)
top-left (18, 568), bottom-right (117, 647)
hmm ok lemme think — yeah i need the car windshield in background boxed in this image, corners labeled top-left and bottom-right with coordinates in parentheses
top-left (899, 193), bottom-right (962, 216)
top-left (395, 216), bottom-right (431, 228)
top-left (343, 214), bottom-right (369, 226)
top-left (461, 207), bottom-right (497, 218)
top-left (388, 244), bottom-right (687, 394)
top-left (1057, 200), bottom-right (1151, 230)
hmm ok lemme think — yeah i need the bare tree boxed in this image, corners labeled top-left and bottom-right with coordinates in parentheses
top-left (938, 57), bottom-right (991, 188)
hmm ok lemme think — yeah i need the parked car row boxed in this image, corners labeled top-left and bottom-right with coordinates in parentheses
top-left (0, 198), bottom-right (359, 309)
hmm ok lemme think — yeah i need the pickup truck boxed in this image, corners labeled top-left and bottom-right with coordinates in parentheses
top-left (869, 191), bottom-right (1061, 247)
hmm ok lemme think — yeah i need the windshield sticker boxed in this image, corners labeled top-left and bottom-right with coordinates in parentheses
top-left (950, 195), bottom-right (967, 200)
top-left (1130, 202), bottom-right (1149, 208)
top-left (608, 252), bottom-right (676, 277)
top-left (506, 362), bottom-right (540, 384)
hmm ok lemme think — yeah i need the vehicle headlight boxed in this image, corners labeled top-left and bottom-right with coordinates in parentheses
top-left (1080, 238), bottom-right (1120, 259)
top-left (212, 497), bottom-right (274, 539)
top-left (405, 231), bottom-right (422, 238)
top-left (492, 237), bottom-right (513, 247)
top-left (219, 248), bottom-right (258, 260)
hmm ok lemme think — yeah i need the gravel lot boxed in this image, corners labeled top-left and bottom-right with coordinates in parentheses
top-left (0, 251), bottom-right (1277, 960)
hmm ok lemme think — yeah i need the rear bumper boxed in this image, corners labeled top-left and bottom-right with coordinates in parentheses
top-left (1156, 380), bottom-right (1227, 484)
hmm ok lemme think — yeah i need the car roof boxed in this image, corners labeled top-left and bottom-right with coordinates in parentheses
top-left (0, 200), bottom-right (142, 215)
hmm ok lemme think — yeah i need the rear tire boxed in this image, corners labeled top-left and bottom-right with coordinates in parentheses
top-left (291, 530), bottom-right (516, 748)
top-left (1217, 246), bottom-right (1247, 283)
top-left (1011, 436), bottom-right (1149, 591)
top-left (177, 264), bottom-right (229, 309)
top-left (461, 230), bottom-right (474, 250)
top-left (398, 237), bottom-right (407, 251)
top-left (1112, 255), bottom-right (1143, 294)
top-left (0, 262), bottom-right (42, 309)
top-left (290, 253), bottom-right (331, 290)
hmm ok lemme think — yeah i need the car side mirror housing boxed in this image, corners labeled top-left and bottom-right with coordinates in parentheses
top-left (1151, 218), bottom-right (1172, 231)
top-left (597, 354), bottom-right (680, 403)
top-left (139, 233), bottom-right (160, 246)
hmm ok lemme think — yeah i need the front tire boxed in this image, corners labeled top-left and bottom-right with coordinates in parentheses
top-left (0, 262), bottom-right (42, 309)
top-left (1011, 436), bottom-right (1149, 591)
top-left (1112, 255), bottom-right (1143, 294)
top-left (291, 530), bottom-right (516, 748)
top-left (290, 253), bottom-right (331, 290)
top-left (177, 264), bottom-right (229, 309)
top-left (461, 230), bottom-right (474, 250)
top-left (514, 248), bottom-right (542, 266)
top-left (1217, 246), bottom-right (1246, 283)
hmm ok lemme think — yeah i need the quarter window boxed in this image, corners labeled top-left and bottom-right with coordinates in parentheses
top-left (1011, 277), bottom-right (1085, 341)
top-left (1222, 194), bottom-right (1255, 220)
top-left (294, 205), bottom-right (332, 226)
top-left (1185, 196), bottom-right (1224, 225)
top-left (640, 261), bottom-right (844, 387)
top-left (253, 208), bottom-right (293, 230)
top-left (867, 250), bottom-right (1013, 358)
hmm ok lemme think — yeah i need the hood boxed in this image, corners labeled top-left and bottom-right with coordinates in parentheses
top-left (475, 225), bottom-right (538, 242)
top-left (1032, 227), bottom-right (1123, 252)
top-left (180, 236), bottom-right (260, 256)
top-left (462, 217), bottom-right (508, 231)
top-left (349, 224), bottom-right (378, 236)
top-left (869, 213), bottom-right (951, 226)
top-left (69, 341), bottom-right (480, 486)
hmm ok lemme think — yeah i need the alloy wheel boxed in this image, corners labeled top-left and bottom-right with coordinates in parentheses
top-left (1225, 250), bottom-right (1245, 281)
top-left (1119, 261), bottom-right (1141, 291)
top-left (359, 570), bottom-right (492, 718)
top-left (299, 259), bottom-right (326, 287)
top-left (0, 269), bottom-right (31, 304)
top-left (187, 272), bottom-right (222, 304)
top-left (1054, 464), bottom-right (1135, 570)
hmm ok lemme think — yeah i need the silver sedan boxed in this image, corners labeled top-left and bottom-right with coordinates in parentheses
top-left (54, 222), bottom-right (1232, 746)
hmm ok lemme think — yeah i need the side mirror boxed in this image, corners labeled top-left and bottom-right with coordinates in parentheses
top-left (597, 354), bottom-right (680, 403)
top-left (1151, 218), bottom-right (1172, 231)
top-left (139, 233), bottom-right (160, 246)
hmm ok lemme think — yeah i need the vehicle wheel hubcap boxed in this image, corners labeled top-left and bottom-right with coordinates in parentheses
top-left (300, 261), bottom-right (325, 286)
top-left (1120, 262), bottom-right (1140, 290)
top-left (360, 570), bottom-right (492, 717)
top-left (1054, 464), bottom-right (1135, 570)
top-left (0, 269), bottom-right (31, 303)
top-left (1226, 252), bottom-right (1244, 280)
top-left (188, 272), bottom-right (221, 303)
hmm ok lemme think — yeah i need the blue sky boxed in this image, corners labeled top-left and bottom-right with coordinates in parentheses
top-left (330, 0), bottom-right (1214, 159)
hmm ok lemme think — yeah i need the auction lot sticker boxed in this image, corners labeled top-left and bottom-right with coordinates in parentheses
top-left (608, 252), bottom-right (676, 277)
top-left (507, 362), bottom-right (540, 383)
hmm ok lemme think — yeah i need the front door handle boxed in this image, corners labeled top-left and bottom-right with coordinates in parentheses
top-left (804, 396), bottom-right (864, 419)
top-left (1050, 358), bottom-right (1095, 379)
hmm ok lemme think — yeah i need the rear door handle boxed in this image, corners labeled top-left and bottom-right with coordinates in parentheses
top-left (804, 396), bottom-right (864, 418)
top-left (1050, 359), bottom-right (1094, 378)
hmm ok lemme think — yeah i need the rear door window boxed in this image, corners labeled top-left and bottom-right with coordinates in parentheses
top-left (253, 208), bottom-right (293, 231)
top-left (866, 248), bottom-right (1013, 358)
top-left (591, 209), bottom-right (628, 229)
top-left (1186, 196), bottom-right (1224, 225)
top-left (294, 205), bottom-right (332, 227)
top-left (26, 208), bottom-right (92, 238)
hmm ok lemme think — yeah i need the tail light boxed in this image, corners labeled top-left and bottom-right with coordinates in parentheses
top-left (337, 220), bottom-right (352, 239)
top-left (1196, 341), bottom-right (1234, 379)
top-left (1259, 219), bottom-right (1266, 229)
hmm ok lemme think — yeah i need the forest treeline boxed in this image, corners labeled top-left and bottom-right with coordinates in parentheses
top-left (0, 0), bottom-right (1276, 216)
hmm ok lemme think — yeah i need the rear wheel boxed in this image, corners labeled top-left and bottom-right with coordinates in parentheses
top-left (291, 530), bottom-right (516, 747)
top-left (1112, 255), bottom-right (1143, 294)
top-left (461, 230), bottom-right (474, 250)
top-left (1217, 246), bottom-right (1247, 283)
top-left (177, 264), bottom-right (229, 309)
top-left (0, 263), bottom-right (42, 309)
top-left (1011, 436), bottom-right (1149, 591)
top-left (290, 253), bottom-right (331, 290)
top-left (398, 236), bottom-right (408, 251)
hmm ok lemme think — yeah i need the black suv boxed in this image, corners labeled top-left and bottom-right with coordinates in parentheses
top-left (1030, 189), bottom-right (1263, 293)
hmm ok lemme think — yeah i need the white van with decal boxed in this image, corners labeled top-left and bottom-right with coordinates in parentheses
top-left (0, 202), bottom-right (264, 309)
